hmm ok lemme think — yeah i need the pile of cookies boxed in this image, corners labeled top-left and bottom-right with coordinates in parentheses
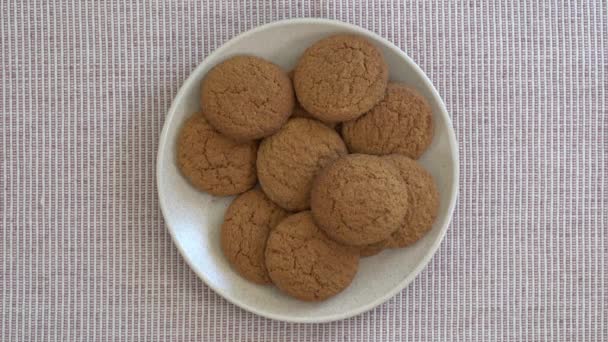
top-left (177, 34), bottom-right (439, 301)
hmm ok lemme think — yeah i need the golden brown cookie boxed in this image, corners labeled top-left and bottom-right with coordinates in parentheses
top-left (357, 239), bottom-right (388, 257)
top-left (200, 55), bottom-right (294, 141)
top-left (383, 154), bottom-right (439, 248)
top-left (221, 189), bottom-right (288, 284)
top-left (310, 154), bottom-right (409, 246)
top-left (293, 34), bottom-right (389, 123)
top-left (265, 211), bottom-right (360, 301)
top-left (342, 83), bottom-right (434, 159)
top-left (177, 113), bottom-right (257, 196)
top-left (257, 118), bottom-right (348, 211)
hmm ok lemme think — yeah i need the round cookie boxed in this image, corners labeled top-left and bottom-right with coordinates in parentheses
top-left (357, 239), bottom-right (388, 257)
top-left (293, 34), bottom-right (389, 123)
top-left (177, 113), bottom-right (257, 196)
top-left (310, 154), bottom-right (409, 246)
top-left (221, 189), bottom-right (288, 284)
top-left (265, 211), bottom-right (360, 301)
top-left (200, 55), bottom-right (294, 141)
top-left (342, 83), bottom-right (434, 159)
top-left (383, 154), bottom-right (439, 248)
top-left (257, 118), bottom-right (348, 211)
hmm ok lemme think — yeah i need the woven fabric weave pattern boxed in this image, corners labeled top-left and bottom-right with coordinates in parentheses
top-left (1, 1), bottom-right (606, 341)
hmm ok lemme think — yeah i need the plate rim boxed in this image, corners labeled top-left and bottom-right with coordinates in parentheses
top-left (156, 17), bottom-right (460, 323)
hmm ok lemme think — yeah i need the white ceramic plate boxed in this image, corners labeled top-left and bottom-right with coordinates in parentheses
top-left (157, 18), bottom-right (459, 323)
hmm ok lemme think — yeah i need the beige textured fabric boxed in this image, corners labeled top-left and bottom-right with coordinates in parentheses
top-left (1, 1), bottom-right (606, 341)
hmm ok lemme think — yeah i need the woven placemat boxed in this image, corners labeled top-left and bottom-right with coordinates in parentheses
top-left (1, 1), bottom-right (606, 341)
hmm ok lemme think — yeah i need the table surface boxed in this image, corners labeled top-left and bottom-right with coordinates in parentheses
top-left (1, 1), bottom-right (606, 341)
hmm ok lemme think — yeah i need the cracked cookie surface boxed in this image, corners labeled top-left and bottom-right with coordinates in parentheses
top-left (311, 154), bottom-right (409, 246)
top-left (342, 83), bottom-right (434, 159)
top-left (221, 189), bottom-right (288, 284)
top-left (383, 154), bottom-right (439, 248)
top-left (257, 118), bottom-right (348, 211)
top-left (200, 55), bottom-right (294, 141)
top-left (177, 113), bottom-right (257, 196)
top-left (289, 69), bottom-right (336, 128)
top-left (293, 34), bottom-right (388, 123)
top-left (265, 211), bottom-right (359, 301)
